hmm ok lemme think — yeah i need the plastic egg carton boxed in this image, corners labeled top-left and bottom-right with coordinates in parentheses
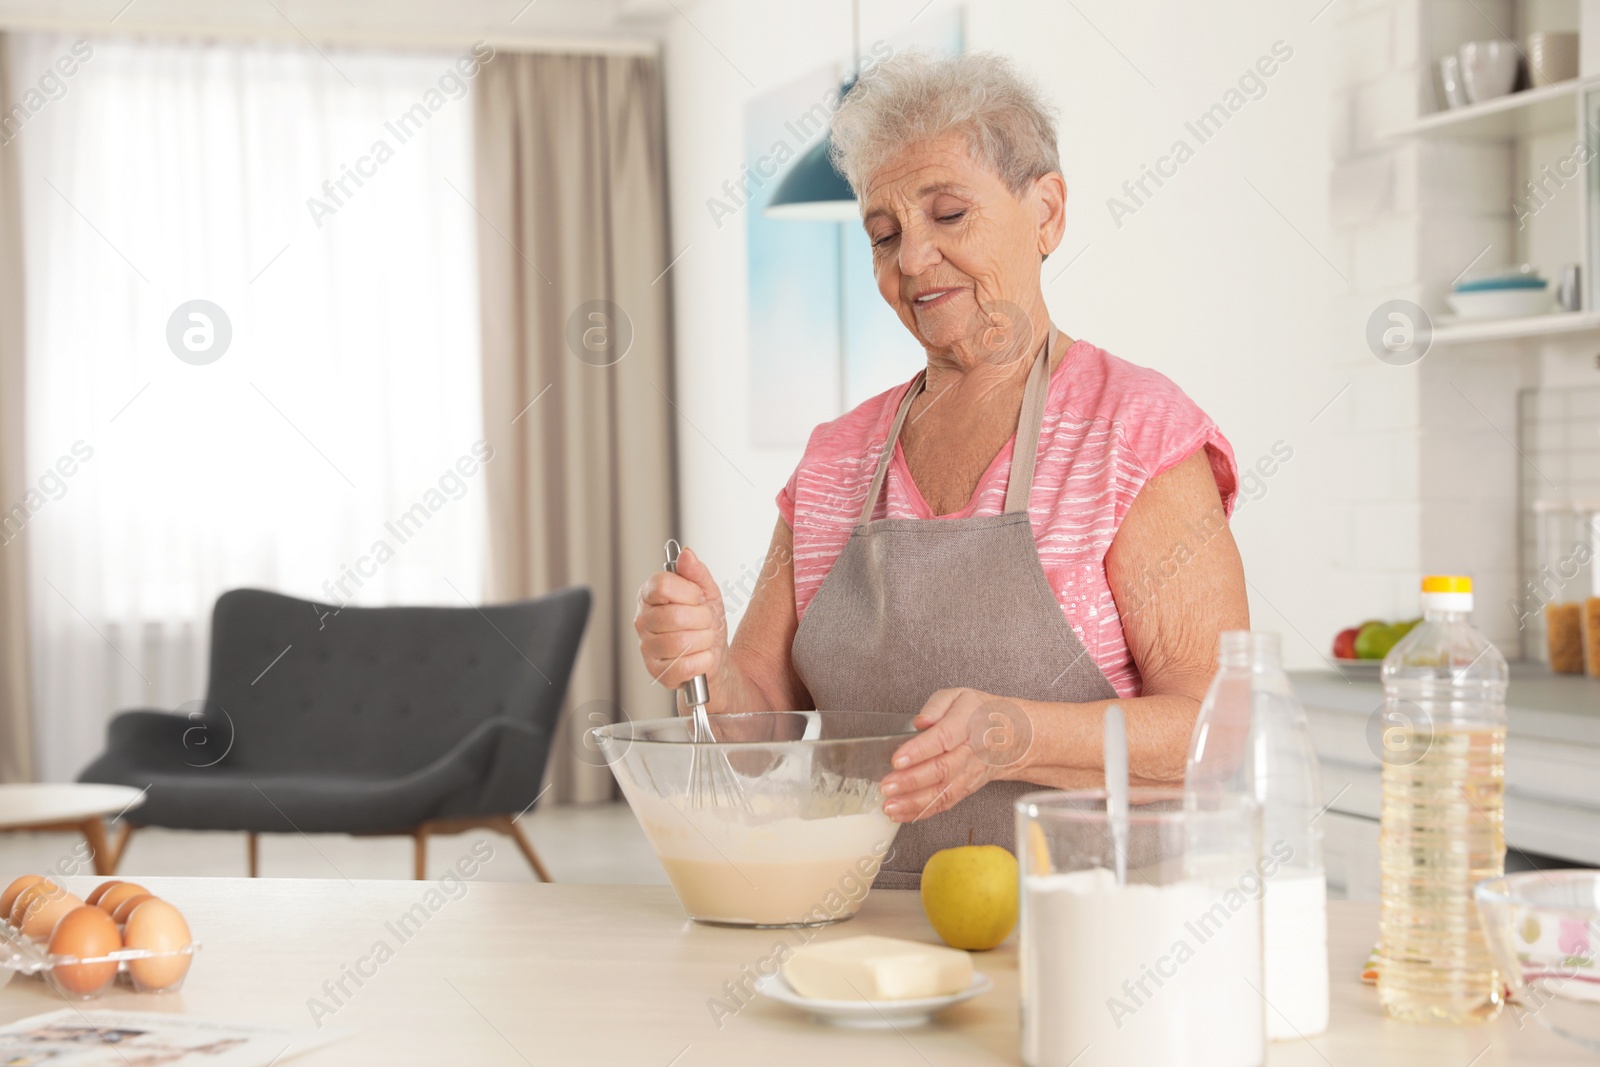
top-left (0, 918), bottom-right (200, 999)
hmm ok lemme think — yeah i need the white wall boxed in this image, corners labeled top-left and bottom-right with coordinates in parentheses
top-left (662, 0), bottom-right (1350, 668)
top-left (1329, 0), bottom-right (1599, 660)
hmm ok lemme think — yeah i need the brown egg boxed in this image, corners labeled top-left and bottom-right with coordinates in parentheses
top-left (110, 893), bottom-right (156, 925)
top-left (21, 889), bottom-right (84, 941)
top-left (85, 880), bottom-right (125, 907)
top-left (47, 906), bottom-right (121, 995)
top-left (124, 898), bottom-right (192, 991)
top-left (95, 882), bottom-right (149, 916)
top-left (0, 874), bottom-right (44, 920)
top-left (10, 880), bottom-right (63, 928)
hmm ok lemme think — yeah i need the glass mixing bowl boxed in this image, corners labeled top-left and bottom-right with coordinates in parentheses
top-left (592, 710), bottom-right (917, 927)
top-left (1475, 870), bottom-right (1600, 1051)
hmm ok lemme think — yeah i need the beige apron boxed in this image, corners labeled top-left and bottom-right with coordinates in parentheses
top-left (792, 328), bottom-right (1120, 890)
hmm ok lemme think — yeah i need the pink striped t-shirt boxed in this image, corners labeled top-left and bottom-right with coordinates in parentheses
top-left (776, 339), bottom-right (1239, 699)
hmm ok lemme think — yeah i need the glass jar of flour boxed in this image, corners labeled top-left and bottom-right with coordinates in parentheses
top-left (1015, 789), bottom-right (1265, 1067)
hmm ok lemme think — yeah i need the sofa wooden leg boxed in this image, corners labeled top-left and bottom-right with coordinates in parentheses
top-left (413, 827), bottom-right (428, 880)
top-left (247, 832), bottom-right (259, 878)
top-left (503, 816), bottom-right (553, 883)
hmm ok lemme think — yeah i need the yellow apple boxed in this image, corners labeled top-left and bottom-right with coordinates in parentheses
top-left (920, 844), bottom-right (1019, 951)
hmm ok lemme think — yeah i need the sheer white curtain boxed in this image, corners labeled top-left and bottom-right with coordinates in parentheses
top-left (9, 33), bottom-right (487, 781)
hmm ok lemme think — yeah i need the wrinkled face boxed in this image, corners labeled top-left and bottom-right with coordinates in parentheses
top-left (859, 132), bottom-right (1056, 356)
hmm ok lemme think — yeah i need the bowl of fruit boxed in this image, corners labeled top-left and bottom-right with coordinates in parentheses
top-left (1331, 618), bottom-right (1421, 671)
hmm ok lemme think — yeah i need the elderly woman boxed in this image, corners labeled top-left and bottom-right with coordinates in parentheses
top-left (635, 52), bottom-right (1247, 889)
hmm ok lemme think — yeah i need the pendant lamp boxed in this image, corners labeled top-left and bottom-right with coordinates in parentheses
top-left (764, 0), bottom-right (863, 220)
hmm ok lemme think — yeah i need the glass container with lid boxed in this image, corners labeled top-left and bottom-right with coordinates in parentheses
top-left (1528, 500), bottom-right (1600, 674)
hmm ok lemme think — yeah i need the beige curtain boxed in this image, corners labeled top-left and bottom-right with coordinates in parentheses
top-left (474, 51), bottom-right (678, 803)
top-left (0, 34), bottom-right (35, 783)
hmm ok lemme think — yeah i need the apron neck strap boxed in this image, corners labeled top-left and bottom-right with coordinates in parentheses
top-left (858, 327), bottom-right (1058, 526)
top-left (1002, 327), bottom-right (1056, 514)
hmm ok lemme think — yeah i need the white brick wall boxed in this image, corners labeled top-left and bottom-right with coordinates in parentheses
top-left (1352, 218), bottom-right (1424, 290)
top-left (1391, 0), bottom-right (1422, 71)
top-left (1349, 362), bottom-right (1423, 430)
top-left (1349, 71), bottom-right (1427, 149)
top-left (1348, 500), bottom-right (1426, 570)
top-left (1337, 8), bottom-right (1397, 86)
top-left (1411, 141), bottom-right (1513, 215)
top-left (1330, 153), bottom-right (1396, 226)
top-left (1328, 0), bottom-right (1534, 649)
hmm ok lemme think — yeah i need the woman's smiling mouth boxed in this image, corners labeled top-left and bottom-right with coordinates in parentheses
top-left (912, 287), bottom-right (962, 308)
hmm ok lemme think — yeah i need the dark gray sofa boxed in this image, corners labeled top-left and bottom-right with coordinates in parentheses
top-left (77, 586), bottom-right (590, 879)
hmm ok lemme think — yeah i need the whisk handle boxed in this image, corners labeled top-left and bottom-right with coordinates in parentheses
top-left (664, 539), bottom-right (713, 711)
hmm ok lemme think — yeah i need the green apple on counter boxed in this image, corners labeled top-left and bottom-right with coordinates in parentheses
top-left (1333, 617), bottom-right (1421, 660)
top-left (920, 845), bottom-right (1018, 951)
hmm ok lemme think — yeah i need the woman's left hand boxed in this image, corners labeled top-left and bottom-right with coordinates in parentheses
top-left (880, 688), bottom-right (1034, 822)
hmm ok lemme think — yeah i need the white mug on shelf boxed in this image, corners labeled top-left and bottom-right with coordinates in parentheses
top-left (1527, 31), bottom-right (1579, 87)
top-left (1439, 54), bottom-right (1467, 108)
top-left (1459, 40), bottom-right (1519, 103)
top-left (1558, 264), bottom-right (1582, 313)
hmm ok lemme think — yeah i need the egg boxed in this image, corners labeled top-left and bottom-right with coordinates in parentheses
top-left (123, 898), bottom-right (191, 991)
top-left (0, 874), bottom-right (44, 921)
top-left (47, 906), bottom-right (122, 995)
top-left (95, 882), bottom-right (150, 917)
top-left (85, 880), bottom-right (125, 907)
top-left (8, 879), bottom-right (59, 927)
top-left (21, 888), bottom-right (84, 941)
top-left (110, 892), bottom-right (156, 925)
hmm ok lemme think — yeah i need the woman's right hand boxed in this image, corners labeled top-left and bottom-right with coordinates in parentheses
top-left (635, 546), bottom-right (729, 697)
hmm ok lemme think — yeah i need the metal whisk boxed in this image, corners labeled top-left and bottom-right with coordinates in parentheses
top-left (664, 541), bottom-right (750, 810)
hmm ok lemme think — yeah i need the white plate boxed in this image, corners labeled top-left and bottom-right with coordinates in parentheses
top-left (755, 971), bottom-right (994, 1028)
top-left (1332, 657), bottom-right (1382, 674)
top-left (1445, 288), bottom-right (1554, 320)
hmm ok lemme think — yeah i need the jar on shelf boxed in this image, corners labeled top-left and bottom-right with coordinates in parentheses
top-left (1529, 499), bottom-right (1600, 674)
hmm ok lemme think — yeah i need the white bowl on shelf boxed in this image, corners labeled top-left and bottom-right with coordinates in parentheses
top-left (1445, 287), bottom-right (1555, 320)
top-left (1460, 40), bottom-right (1519, 103)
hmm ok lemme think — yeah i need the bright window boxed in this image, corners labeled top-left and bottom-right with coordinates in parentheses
top-left (8, 33), bottom-right (488, 779)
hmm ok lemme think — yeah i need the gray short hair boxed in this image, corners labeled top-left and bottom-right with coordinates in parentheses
top-left (829, 51), bottom-right (1060, 199)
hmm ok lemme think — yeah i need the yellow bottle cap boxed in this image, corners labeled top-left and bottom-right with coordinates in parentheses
top-left (1421, 575), bottom-right (1473, 594)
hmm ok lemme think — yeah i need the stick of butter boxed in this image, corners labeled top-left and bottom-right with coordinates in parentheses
top-left (782, 935), bottom-right (974, 1001)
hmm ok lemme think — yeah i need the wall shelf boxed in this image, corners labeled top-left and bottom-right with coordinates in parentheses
top-left (1385, 78), bottom-right (1583, 140)
top-left (1432, 309), bottom-right (1600, 345)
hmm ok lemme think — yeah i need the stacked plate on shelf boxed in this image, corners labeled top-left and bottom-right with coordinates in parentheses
top-left (1445, 265), bottom-right (1554, 320)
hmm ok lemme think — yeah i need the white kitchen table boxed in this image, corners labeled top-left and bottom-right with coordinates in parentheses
top-left (0, 876), bottom-right (1588, 1065)
top-left (0, 784), bottom-right (145, 876)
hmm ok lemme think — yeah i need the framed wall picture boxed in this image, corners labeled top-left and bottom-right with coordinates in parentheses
top-left (742, 9), bottom-right (964, 447)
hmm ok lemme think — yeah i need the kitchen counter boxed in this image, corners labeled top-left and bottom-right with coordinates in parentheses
top-left (1292, 663), bottom-right (1600, 746)
top-left (2, 877), bottom-right (1590, 1065)
top-left (1292, 664), bottom-right (1600, 894)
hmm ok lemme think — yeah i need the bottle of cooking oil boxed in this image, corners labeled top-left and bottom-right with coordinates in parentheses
top-left (1377, 575), bottom-right (1508, 1025)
